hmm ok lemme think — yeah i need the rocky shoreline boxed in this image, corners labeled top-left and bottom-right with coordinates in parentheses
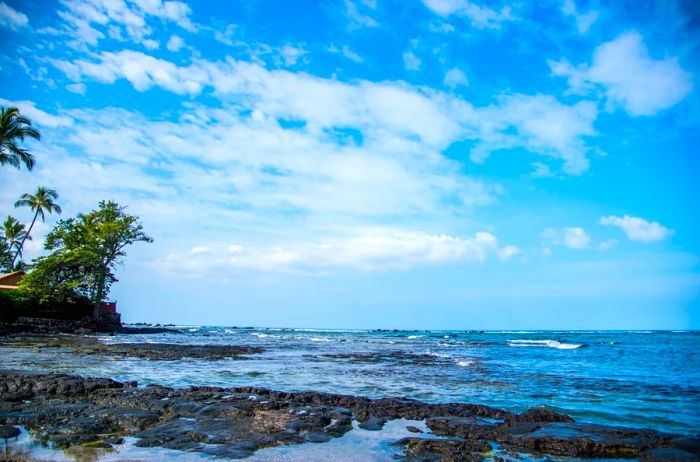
top-left (0, 317), bottom-right (177, 336)
top-left (0, 370), bottom-right (698, 461)
top-left (0, 336), bottom-right (263, 361)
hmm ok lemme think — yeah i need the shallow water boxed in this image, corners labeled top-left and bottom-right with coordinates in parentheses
top-left (1, 328), bottom-right (698, 437)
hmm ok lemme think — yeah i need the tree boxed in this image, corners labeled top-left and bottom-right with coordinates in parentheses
top-left (12, 187), bottom-right (61, 268)
top-left (18, 250), bottom-right (104, 305)
top-left (0, 240), bottom-right (12, 273)
top-left (42, 201), bottom-right (152, 306)
top-left (0, 106), bottom-right (40, 170)
top-left (0, 216), bottom-right (30, 272)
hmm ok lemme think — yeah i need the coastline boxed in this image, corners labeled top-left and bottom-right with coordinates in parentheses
top-left (1, 329), bottom-right (699, 461)
top-left (1, 368), bottom-right (697, 462)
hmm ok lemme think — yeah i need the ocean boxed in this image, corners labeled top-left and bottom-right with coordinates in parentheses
top-left (3, 327), bottom-right (698, 438)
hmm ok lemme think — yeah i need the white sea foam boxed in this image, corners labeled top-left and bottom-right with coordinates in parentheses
top-left (252, 333), bottom-right (282, 339)
top-left (507, 339), bottom-right (584, 350)
top-left (456, 359), bottom-right (474, 367)
top-left (425, 351), bottom-right (451, 359)
top-left (407, 335), bottom-right (424, 339)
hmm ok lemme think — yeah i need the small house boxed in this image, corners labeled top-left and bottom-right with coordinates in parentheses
top-left (0, 271), bottom-right (25, 290)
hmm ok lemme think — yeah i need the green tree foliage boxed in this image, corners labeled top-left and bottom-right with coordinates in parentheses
top-left (0, 215), bottom-right (30, 272)
top-left (21, 201), bottom-right (153, 306)
top-left (0, 106), bottom-right (40, 170)
top-left (0, 240), bottom-right (12, 273)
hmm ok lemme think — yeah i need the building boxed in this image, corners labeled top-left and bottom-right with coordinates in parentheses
top-left (96, 301), bottom-right (121, 325)
top-left (0, 271), bottom-right (25, 290)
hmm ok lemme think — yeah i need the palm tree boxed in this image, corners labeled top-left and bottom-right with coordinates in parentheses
top-left (1, 216), bottom-right (30, 270)
top-left (12, 187), bottom-right (61, 267)
top-left (0, 106), bottom-right (40, 170)
top-left (0, 240), bottom-right (12, 273)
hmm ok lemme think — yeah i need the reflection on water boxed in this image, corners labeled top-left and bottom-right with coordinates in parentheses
top-left (2, 421), bottom-right (441, 462)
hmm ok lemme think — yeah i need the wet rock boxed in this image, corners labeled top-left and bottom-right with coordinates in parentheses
top-left (508, 423), bottom-right (675, 459)
top-left (640, 448), bottom-right (700, 462)
top-left (671, 437), bottom-right (700, 458)
top-left (396, 437), bottom-right (489, 461)
top-left (407, 425), bottom-right (423, 433)
top-left (0, 370), bottom-right (684, 461)
top-left (359, 415), bottom-right (386, 431)
top-left (427, 416), bottom-right (504, 441)
top-left (1, 336), bottom-right (263, 361)
top-left (505, 408), bottom-right (574, 425)
top-left (92, 407), bottom-right (161, 432)
top-left (321, 351), bottom-right (452, 366)
top-left (0, 425), bottom-right (19, 439)
top-left (105, 436), bottom-right (124, 445)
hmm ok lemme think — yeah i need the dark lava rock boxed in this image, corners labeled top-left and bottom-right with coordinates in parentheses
top-left (0, 370), bottom-right (685, 461)
top-left (321, 351), bottom-right (453, 366)
top-left (508, 423), bottom-right (676, 459)
top-left (671, 437), bottom-right (700, 458)
top-left (1, 336), bottom-right (263, 361)
top-left (0, 425), bottom-right (20, 439)
top-left (396, 437), bottom-right (490, 461)
top-left (358, 415), bottom-right (387, 431)
top-left (505, 408), bottom-right (574, 425)
top-left (407, 425), bottom-right (423, 433)
top-left (640, 448), bottom-right (700, 462)
top-left (427, 416), bottom-right (504, 441)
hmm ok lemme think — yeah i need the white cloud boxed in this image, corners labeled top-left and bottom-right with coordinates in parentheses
top-left (278, 44), bottom-right (308, 66)
top-left (444, 68), bottom-right (468, 88)
top-left (142, 38), bottom-right (159, 50)
top-left (421, 0), bottom-right (514, 29)
top-left (51, 51), bottom-right (207, 95)
top-left (50, 51), bottom-right (601, 174)
top-left (166, 35), bottom-right (184, 52)
top-left (561, 0), bottom-right (598, 34)
top-left (66, 83), bottom-right (87, 95)
top-left (541, 227), bottom-right (591, 250)
top-left (341, 45), bottom-right (364, 63)
top-left (0, 99), bottom-right (501, 271)
top-left (344, 0), bottom-right (378, 29)
top-left (530, 161), bottom-right (553, 177)
top-left (403, 51), bottom-right (422, 71)
top-left (550, 31), bottom-right (693, 116)
top-left (563, 227), bottom-right (591, 249)
top-left (470, 94), bottom-right (597, 175)
top-left (600, 215), bottom-right (674, 242)
top-left (0, 1), bottom-right (28, 30)
top-left (55, 0), bottom-right (195, 49)
top-left (159, 230), bottom-right (519, 275)
top-left (0, 98), bottom-right (74, 127)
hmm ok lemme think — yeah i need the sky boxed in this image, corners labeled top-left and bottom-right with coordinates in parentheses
top-left (1, 0), bottom-right (699, 329)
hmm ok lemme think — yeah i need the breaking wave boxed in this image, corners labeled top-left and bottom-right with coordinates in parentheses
top-left (507, 339), bottom-right (584, 350)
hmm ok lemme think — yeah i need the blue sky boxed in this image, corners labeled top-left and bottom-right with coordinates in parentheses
top-left (1, 0), bottom-right (699, 329)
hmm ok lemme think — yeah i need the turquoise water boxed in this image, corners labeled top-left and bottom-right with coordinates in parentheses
top-left (2, 328), bottom-right (698, 435)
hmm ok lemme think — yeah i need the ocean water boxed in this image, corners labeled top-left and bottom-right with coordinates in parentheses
top-left (1, 328), bottom-right (699, 438)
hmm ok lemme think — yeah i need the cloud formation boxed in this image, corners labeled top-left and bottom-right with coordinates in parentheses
top-left (0, 1), bottom-right (28, 30)
top-left (541, 227), bottom-right (591, 250)
top-left (160, 230), bottom-right (520, 275)
top-left (600, 215), bottom-right (674, 242)
top-left (421, 0), bottom-right (514, 29)
top-left (49, 50), bottom-right (600, 174)
top-left (550, 31), bottom-right (693, 116)
top-left (53, 0), bottom-right (195, 49)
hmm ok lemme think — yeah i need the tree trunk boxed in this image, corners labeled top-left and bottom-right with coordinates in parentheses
top-left (11, 210), bottom-right (38, 269)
